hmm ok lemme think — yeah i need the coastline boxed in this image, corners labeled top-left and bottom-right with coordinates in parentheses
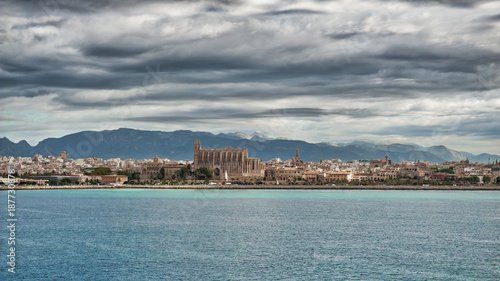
top-left (2, 184), bottom-right (500, 191)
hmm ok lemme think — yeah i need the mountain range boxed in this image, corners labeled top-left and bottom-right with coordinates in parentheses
top-left (1, 128), bottom-right (498, 163)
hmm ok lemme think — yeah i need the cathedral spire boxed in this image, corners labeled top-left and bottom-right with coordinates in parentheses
top-left (193, 139), bottom-right (201, 169)
top-left (292, 146), bottom-right (303, 166)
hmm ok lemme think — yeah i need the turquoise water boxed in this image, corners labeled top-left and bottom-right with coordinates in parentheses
top-left (1, 189), bottom-right (499, 280)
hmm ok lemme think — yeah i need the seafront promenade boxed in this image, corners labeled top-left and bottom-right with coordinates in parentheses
top-left (3, 184), bottom-right (500, 191)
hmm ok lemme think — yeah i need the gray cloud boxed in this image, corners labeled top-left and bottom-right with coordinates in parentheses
top-left (125, 107), bottom-right (380, 124)
top-left (326, 32), bottom-right (360, 40)
top-left (484, 13), bottom-right (500, 22)
top-left (259, 9), bottom-right (324, 16)
top-left (1, 0), bottom-right (499, 154)
top-left (381, 0), bottom-right (498, 7)
top-left (11, 19), bottom-right (67, 30)
top-left (0, 116), bottom-right (22, 122)
top-left (80, 45), bottom-right (151, 58)
top-left (375, 114), bottom-right (500, 140)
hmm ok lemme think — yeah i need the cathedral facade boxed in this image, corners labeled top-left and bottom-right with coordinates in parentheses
top-left (193, 140), bottom-right (265, 179)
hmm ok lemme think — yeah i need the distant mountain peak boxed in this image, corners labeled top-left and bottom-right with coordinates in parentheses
top-left (225, 131), bottom-right (273, 141)
top-left (429, 145), bottom-right (448, 149)
top-left (321, 142), bottom-right (339, 147)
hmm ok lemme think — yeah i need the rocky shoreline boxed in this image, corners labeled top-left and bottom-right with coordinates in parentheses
top-left (2, 184), bottom-right (500, 191)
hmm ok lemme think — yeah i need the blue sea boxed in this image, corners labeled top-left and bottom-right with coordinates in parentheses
top-left (1, 189), bottom-right (499, 280)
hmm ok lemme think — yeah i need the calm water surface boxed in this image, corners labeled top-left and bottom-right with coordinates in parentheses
top-left (1, 189), bottom-right (499, 280)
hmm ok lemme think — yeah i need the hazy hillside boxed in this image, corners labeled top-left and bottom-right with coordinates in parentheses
top-left (1, 128), bottom-right (498, 163)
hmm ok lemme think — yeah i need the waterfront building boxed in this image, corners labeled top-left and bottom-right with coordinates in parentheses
top-left (33, 175), bottom-right (82, 185)
top-left (268, 166), bottom-right (306, 181)
top-left (100, 175), bottom-right (128, 185)
top-left (162, 162), bottom-right (186, 179)
top-left (326, 171), bottom-right (353, 182)
top-left (193, 139), bottom-right (265, 179)
top-left (141, 155), bottom-right (163, 180)
top-left (304, 172), bottom-right (319, 181)
top-left (370, 153), bottom-right (391, 169)
top-left (140, 155), bottom-right (186, 180)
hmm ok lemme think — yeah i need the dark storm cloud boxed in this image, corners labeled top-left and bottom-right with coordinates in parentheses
top-left (325, 32), bottom-right (359, 40)
top-left (0, 71), bottom-right (141, 91)
top-left (2, 0), bottom-right (239, 15)
top-left (110, 53), bottom-right (258, 73)
top-left (19, 88), bottom-right (53, 98)
top-left (2, 0), bottom-right (116, 15)
top-left (2, 0), bottom-right (498, 100)
top-left (379, 45), bottom-right (500, 71)
top-left (80, 44), bottom-right (151, 58)
top-left (473, 13), bottom-right (500, 24)
top-left (484, 13), bottom-right (500, 22)
top-left (125, 107), bottom-right (379, 123)
top-left (380, 46), bottom-right (446, 61)
top-left (11, 19), bottom-right (66, 30)
top-left (230, 108), bottom-right (331, 118)
top-left (51, 70), bottom-right (482, 109)
top-left (260, 9), bottom-right (324, 16)
top-left (125, 115), bottom-right (209, 123)
top-left (1, 61), bottom-right (41, 73)
top-left (54, 98), bottom-right (138, 109)
top-left (257, 108), bottom-right (380, 118)
top-left (3, 34), bottom-right (496, 99)
top-left (380, 0), bottom-right (498, 7)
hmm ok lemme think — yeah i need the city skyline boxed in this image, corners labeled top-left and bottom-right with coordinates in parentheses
top-left (1, 126), bottom-right (500, 157)
top-left (1, 0), bottom-right (499, 155)
top-left (1, 127), bottom-right (499, 164)
top-left (3, 138), bottom-right (499, 187)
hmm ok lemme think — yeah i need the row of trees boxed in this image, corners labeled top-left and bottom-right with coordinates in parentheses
top-left (170, 165), bottom-right (213, 181)
top-left (437, 168), bottom-right (455, 174)
top-left (117, 171), bottom-right (141, 181)
top-left (151, 165), bottom-right (214, 181)
top-left (59, 178), bottom-right (101, 185)
top-left (265, 175), bottom-right (500, 186)
top-left (86, 167), bottom-right (111, 175)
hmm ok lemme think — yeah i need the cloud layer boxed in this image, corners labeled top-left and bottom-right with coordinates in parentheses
top-left (1, 0), bottom-right (499, 154)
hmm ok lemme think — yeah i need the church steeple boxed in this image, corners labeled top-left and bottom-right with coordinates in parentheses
top-left (292, 146), bottom-right (303, 166)
top-left (194, 139), bottom-right (201, 168)
top-left (195, 139), bottom-right (201, 150)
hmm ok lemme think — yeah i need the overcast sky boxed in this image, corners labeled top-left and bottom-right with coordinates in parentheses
top-left (1, 0), bottom-right (499, 154)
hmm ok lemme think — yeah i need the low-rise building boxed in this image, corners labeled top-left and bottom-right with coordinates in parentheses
top-left (326, 172), bottom-right (353, 182)
top-left (100, 175), bottom-right (128, 185)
